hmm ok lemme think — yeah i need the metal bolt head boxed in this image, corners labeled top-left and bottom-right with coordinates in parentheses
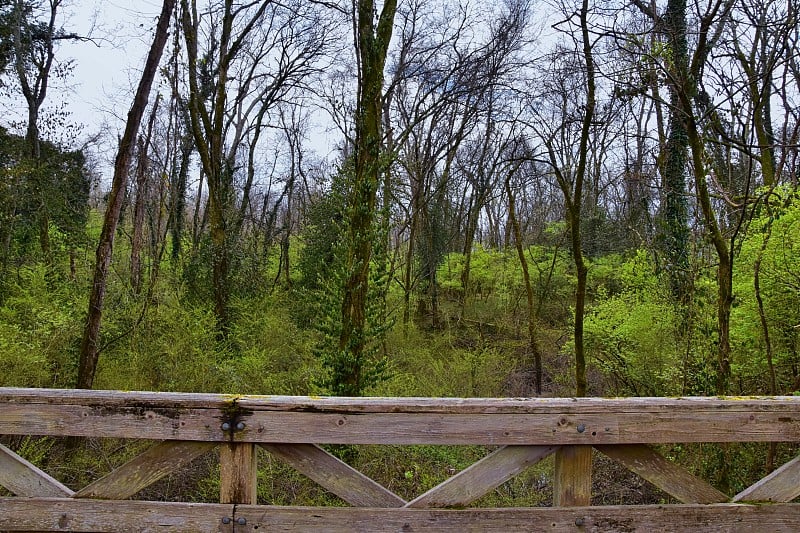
top-left (222, 516), bottom-right (232, 524)
top-left (236, 421), bottom-right (246, 431)
top-left (237, 517), bottom-right (247, 525)
top-left (221, 422), bottom-right (231, 432)
top-left (576, 423), bottom-right (586, 434)
top-left (575, 517), bottom-right (585, 526)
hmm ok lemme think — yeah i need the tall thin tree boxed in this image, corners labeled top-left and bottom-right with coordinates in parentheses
top-left (77, 0), bottom-right (175, 390)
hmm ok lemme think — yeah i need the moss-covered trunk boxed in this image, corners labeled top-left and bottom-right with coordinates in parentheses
top-left (336, 0), bottom-right (397, 391)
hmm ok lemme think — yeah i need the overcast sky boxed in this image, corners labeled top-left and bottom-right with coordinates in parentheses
top-left (68, 1), bottom-right (163, 134)
top-left (0, 1), bottom-right (165, 166)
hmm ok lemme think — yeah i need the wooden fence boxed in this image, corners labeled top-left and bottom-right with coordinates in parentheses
top-left (1, 388), bottom-right (800, 531)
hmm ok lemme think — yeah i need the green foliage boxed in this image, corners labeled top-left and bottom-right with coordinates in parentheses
top-left (0, 263), bottom-right (84, 387)
top-left (0, 126), bottom-right (90, 279)
top-left (296, 167), bottom-right (390, 396)
top-left (731, 188), bottom-right (800, 393)
top-left (438, 244), bottom-right (573, 326)
top-left (379, 324), bottom-right (517, 397)
top-left (584, 250), bottom-right (684, 396)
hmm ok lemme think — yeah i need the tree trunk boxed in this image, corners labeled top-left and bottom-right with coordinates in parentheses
top-left (336, 0), bottom-right (397, 391)
top-left (505, 174), bottom-right (542, 395)
top-left (659, 0), bottom-right (692, 306)
top-left (77, 0), bottom-right (175, 390)
top-left (131, 98), bottom-right (160, 294)
top-left (130, 136), bottom-right (148, 294)
top-left (573, 0), bottom-right (595, 398)
top-left (686, 113), bottom-right (733, 395)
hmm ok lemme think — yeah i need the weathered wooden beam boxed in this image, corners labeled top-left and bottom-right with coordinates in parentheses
top-left (0, 498), bottom-right (231, 532)
top-left (73, 441), bottom-right (215, 499)
top-left (596, 444), bottom-right (729, 504)
top-left (0, 403), bottom-right (226, 441)
top-left (4, 387), bottom-right (800, 414)
top-left (2, 499), bottom-right (800, 532)
top-left (734, 454), bottom-right (800, 503)
top-left (261, 443), bottom-right (406, 507)
top-left (6, 387), bottom-right (800, 415)
top-left (554, 445), bottom-right (592, 506)
top-left (3, 388), bottom-right (800, 445)
top-left (220, 443), bottom-right (257, 505)
top-left (232, 502), bottom-right (800, 532)
top-left (0, 443), bottom-right (73, 497)
top-left (405, 445), bottom-right (557, 508)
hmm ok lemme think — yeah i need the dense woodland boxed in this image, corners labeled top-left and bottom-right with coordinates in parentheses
top-left (1, 0), bottom-right (800, 504)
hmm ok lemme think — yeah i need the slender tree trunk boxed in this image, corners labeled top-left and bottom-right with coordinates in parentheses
top-left (573, 0), bottom-right (595, 397)
top-left (686, 117), bottom-right (733, 395)
top-left (171, 138), bottom-right (191, 261)
top-left (754, 224), bottom-right (776, 394)
top-left (77, 0), bottom-right (175, 389)
top-left (131, 98), bottom-right (161, 294)
top-left (402, 196), bottom-right (418, 331)
top-left (506, 174), bottom-right (542, 395)
top-left (130, 136), bottom-right (148, 294)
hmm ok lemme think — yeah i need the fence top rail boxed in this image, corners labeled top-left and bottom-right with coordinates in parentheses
top-left (1, 387), bottom-right (799, 413)
top-left (2, 388), bottom-right (800, 444)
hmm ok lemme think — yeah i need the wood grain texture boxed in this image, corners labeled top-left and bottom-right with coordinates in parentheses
top-left (405, 445), bottom-right (557, 508)
top-left (3, 389), bottom-right (800, 444)
top-left (230, 409), bottom-right (800, 445)
top-left (3, 387), bottom-right (800, 413)
top-left (261, 443), bottom-right (406, 507)
top-left (220, 443), bottom-right (257, 504)
top-left (0, 443), bottom-right (73, 497)
top-left (0, 498), bottom-right (231, 532)
top-left (73, 441), bottom-right (215, 499)
top-left (0, 403), bottom-right (226, 441)
top-left (596, 444), bottom-right (729, 504)
top-left (233, 503), bottom-right (800, 532)
top-left (554, 445), bottom-right (592, 506)
top-left (734, 454), bottom-right (800, 503)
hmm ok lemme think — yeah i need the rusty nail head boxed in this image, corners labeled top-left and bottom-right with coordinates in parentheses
top-left (237, 517), bottom-right (247, 525)
top-left (577, 424), bottom-right (586, 433)
top-left (221, 422), bottom-right (231, 432)
top-left (236, 421), bottom-right (246, 431)
top-left (222, 516), bottom-right (232, 524)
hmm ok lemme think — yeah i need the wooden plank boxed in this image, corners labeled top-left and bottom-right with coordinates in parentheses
top-left (734, 454), bottom-right (800, 502)
top-left (596, 444), bottom-right (729, 504)
top-left (229, 409), bottom-right (800, 445)
top-left (0, 403), bottom-right (227, 441)
top-left (5, 405), bottom-right (800, 445)
top-left (0, 387), bottom-right (237, 408)
top-left (232, 503), bottom-right (800, 532)
top-left (3, 499), bottom-right (800, 533)
top-left (220, 443), bottom-right (257, 504)
top-left (0, 443), bottom-right (73, 497)
top-left (554, 445), bottom-right (592, 506)
top-left (0, 498), bottom-right (231, 532)
top-left (3, 388), bottom-right (800, 445)
top-left (405, 445), bottom-right (557, 508)
top-left (73, 441), bottom-right (216, 499)
top-left (4, 387), bottom-right (800, 415)
top-left (261, 443), bottom-right (406, 507)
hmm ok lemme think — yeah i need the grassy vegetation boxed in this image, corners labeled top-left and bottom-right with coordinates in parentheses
top-left (1, 195), bottom-right (799, 505)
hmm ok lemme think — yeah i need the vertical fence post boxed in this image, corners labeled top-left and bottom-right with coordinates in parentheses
top-left (220, 443), bottom-right (258, 505)
top-left (554, 445), bottom-right (592, 506)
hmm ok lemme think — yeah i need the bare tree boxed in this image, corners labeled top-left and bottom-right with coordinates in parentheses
top-left (180, 0), bottom-right (332, 335)
top-left (77, 0), bottom-right (175, 390)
